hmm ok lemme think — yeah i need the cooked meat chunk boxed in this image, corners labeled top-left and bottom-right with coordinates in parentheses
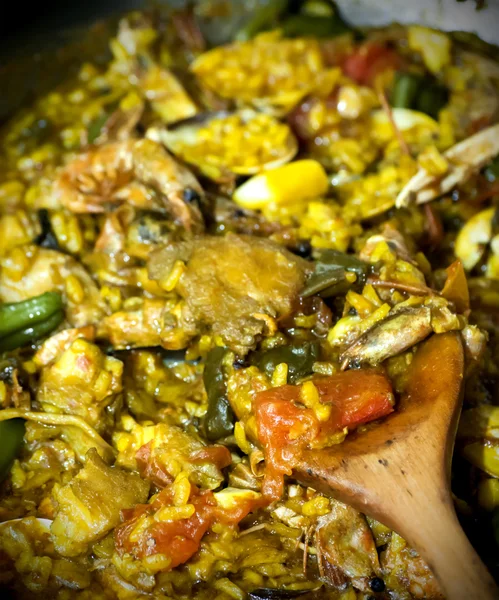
top-left (315, 499), bottom-right (381, 592)
top-left (148, 233), bottom-right (310, 354)
top-left (98, 298), bottom-right (168, 349)
top-left (37, 339), bottom-right (123, 429)
top-left (51, 449), bottom-right (149, 557)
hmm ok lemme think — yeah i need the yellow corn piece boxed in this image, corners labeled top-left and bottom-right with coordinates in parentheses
top-left (462, 441), bottom-right (499, 478)
top-left (407, 26), bottom-right (452, 74)
top-left (478, 478), bottom-right (499, 511)
top-left (233, 160), bottom-right (328, 210)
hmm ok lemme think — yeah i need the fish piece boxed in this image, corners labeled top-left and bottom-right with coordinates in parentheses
top-left (315, 499), bottom-right (380, 591)
top-left (396, 123), bottom-right (499, 207)
top-left (340, 306), bottom-right (432, 367)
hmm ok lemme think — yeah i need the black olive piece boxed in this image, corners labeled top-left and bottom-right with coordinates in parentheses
top-left (293, 239), bottom-right (312, 258)
top-left (369, 577), bottom-right (386, 593)
top-left (35, 209), bottom-right (59, 250)
top-left (183, 188), bottom-right (201, 204)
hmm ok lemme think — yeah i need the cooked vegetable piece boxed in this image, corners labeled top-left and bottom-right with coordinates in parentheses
top-left (235, 0), bottom-right (289, 41)
top-left (342, 43), bottom-right (401, 86)
top-left (392, 72), bottom-right (423, 110)
top-left (0, 419), bottom-right (25, 481)
top-left (302, 249), bottom-right (367, 298)
top-left (203, 347), bottom-right (235, 441)
top-left (255, 370), bottom-right (394, 498)
top-left (253, 342), bottom-right (320, 384)
top-left (51, 448), bottom-right (149, 557)
top-left (391, 72), bottom-right (448, 118)
top-left (0, 292), bottom-right (64, 351)
top-left (233, 160), bottom-right (328, 210)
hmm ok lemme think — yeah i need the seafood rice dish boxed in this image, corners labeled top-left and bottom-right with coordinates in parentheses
top-left (1, 2), bottom-right (499, 598)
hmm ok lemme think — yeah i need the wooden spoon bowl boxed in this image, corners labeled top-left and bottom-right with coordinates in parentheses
top-left (296, 332), bottom-right (498, 600)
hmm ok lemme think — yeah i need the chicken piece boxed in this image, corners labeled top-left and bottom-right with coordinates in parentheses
top-left (381, 533), bottom-right (443, 599)
top-left (114, 421), bottom-right (230, 490)
top-left (37, 339), bottom-right (123, 430)
top-left (98, 298), bottom-right (168, 349)
top-left (315, 499), bottom-right (381, 592)
top-left (148, 234), bottom-right (310, 354)
top-left (33, 325), bottom-right (96, 367)
top-left (51, 449), bottom-right (149, 557)
top-left (0, 245), bottom-right (106, 327)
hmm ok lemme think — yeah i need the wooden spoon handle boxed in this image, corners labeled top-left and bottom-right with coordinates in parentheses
top-left (388, 490), bottom-right (497, 600)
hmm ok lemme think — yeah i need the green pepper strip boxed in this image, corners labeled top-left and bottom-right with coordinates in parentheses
top-left (253, 341), bottom-right (320, 384)
top-left (301, 250), bottom-right (367, 298)
top-left (235, 0), bottom-right (289, 41)
top-left (0, 291), bottom-right (64, 352)
top-left (0, 419), bottom-right (25, 481)
top-left (203, 347), bottom-right (235, 441)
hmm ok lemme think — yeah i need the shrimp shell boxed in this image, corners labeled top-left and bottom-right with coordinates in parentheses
top-left (396, 123), bottom-right (499, 207)
top-left (53, 139), bottom-right (204, 232)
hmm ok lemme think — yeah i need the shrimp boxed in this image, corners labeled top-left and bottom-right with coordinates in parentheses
top-left (396, 123), bottom-right (499, 207)
top-left (53, 139), bottom-right (205, 232)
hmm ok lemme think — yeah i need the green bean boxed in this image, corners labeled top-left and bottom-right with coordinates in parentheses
top-left (0, 292), bottom-right (64, 352)
top-left (392, 72), bottom-right (423, 109)
top-left (0, 418), bottom-right (25, 481)
top-left (203, 347), bottom-right (235, 441)
top-left (87, 112), bottom-right (109, 144)
top-left (0, 310), bottom-right (64, 352)
top-left (235, 0), bottom-right (289, 41)
top-left (253, 341), bottom-right (320, 384)
top-left (391, 71), bottom-right (448, 118)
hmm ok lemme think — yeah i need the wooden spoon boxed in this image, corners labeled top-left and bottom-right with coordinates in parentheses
top-left (296, 332), bottom-right (498, 600)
